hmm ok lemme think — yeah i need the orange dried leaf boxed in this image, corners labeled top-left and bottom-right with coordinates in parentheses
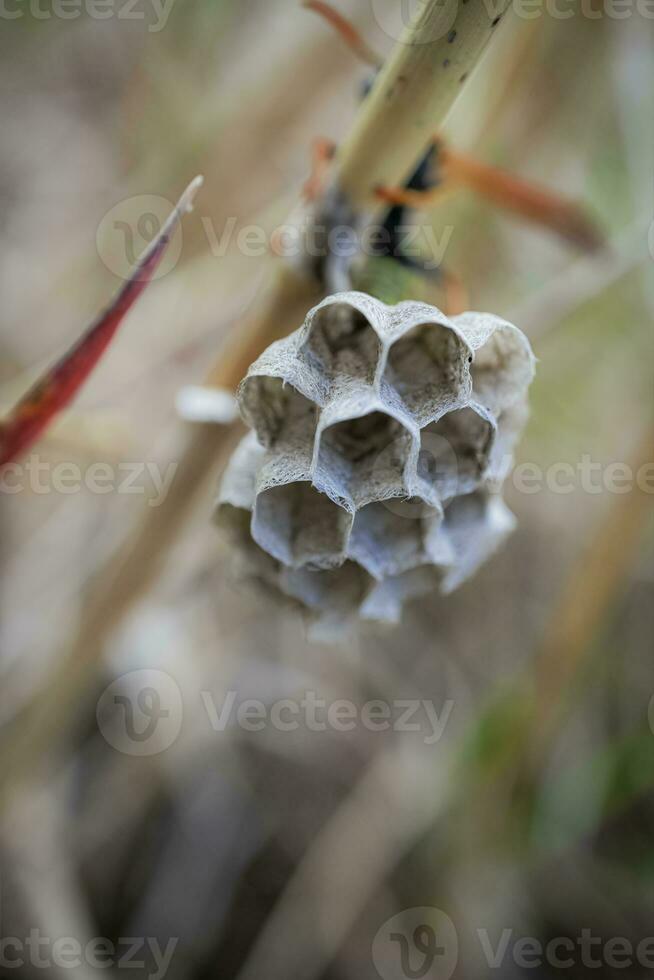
top-left (442, 148), bottom-right (604, 252)
top-left (303, 0), bottom-right (382, 68)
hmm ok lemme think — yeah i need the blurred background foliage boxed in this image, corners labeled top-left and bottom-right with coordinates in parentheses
top-left (0, 2), bottom-right (652, 978)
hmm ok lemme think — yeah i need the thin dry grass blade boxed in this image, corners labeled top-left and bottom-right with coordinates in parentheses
top-left (535, 427), bottom-right (653, 717)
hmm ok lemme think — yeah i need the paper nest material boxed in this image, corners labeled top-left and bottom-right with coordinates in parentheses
top-left (215, 291), bottom-right (535, 635)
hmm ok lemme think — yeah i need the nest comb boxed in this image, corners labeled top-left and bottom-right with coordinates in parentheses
top-left (215, 291), bottom-right (534, 637)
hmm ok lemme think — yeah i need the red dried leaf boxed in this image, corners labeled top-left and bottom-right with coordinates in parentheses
top-left (0, 177), bottom-right (203, 468)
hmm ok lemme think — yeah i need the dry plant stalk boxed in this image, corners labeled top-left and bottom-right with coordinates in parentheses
top-left (0, 0), bottom-right (516, 794)
top-left (532, 424), bottom-right (654, 742)
top-left (335, 0), bottom-right (514, 213)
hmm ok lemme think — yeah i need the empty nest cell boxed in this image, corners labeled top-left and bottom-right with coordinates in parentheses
top-left (441, 490), bottom-right (516, 593)
top-left (359, 564), bottom-right (445, 624)
top-left (315, 410), bottom-right (413, 504)
top-left (252, 479), bottom-right (352, 570)
top-left (299, 301), bottom-right (381, 382)
top-left (348, 499), bottom-right (441, 580)
top-left (239, 375), bottom-right (317, 449)
top-left (418, 405), bottom-right (496, 501)
top-left (469, 322), bottom-right (534, 415)
top-left (383, 321), bottom-right (469, 424)
top-left (280, 560), bottom-right (370, 617)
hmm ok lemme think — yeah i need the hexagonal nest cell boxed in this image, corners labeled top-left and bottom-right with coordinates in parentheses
top-left (440, 490), bottom-right (516, 593)
top-left (469, 323), bottom-right (534, 414)
top-left (252, 480), bottom-right (352, 570)
top-left (281, 560), bottom-right (370, 616)
top-left (299, 302), bottom-right (381, 382)
top-left (239, 375), bottom-right (317, 449)
top-left (359, 564), bottom-right (445, 624)
top-left (384, 321), bottom-right (469, 424)
top-left (418, 405), bottom-right (495, 500)
top-left (348, 500), bottom-right (439, 580)
top-left (315, 410), bottom-right (412, 504)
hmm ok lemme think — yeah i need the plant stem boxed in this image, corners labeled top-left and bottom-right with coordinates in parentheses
top-left (0, 0), bottom-right (514, 795)
top-left (334, 0), bottom-right (514, 213)
top-left (0, 267), bottom-right (321, 796)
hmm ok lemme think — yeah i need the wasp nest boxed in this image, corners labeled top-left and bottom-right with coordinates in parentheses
top-left (215, 292), bottom-right (534, 636)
